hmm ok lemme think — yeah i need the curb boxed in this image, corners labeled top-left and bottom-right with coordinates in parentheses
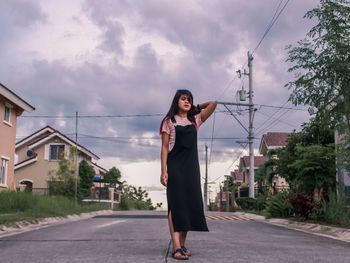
top-left (239, 212), bottom-right (350, 243)
top-left (0, 209), bottom-right (113, 238)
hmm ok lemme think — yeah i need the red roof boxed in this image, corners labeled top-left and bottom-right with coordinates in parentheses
top-left (240, 156), bottom-right (267, 168)
top-left (231, 170), bottom-right (243, 181)
top-left (262, 132), bottom-right (291, 147)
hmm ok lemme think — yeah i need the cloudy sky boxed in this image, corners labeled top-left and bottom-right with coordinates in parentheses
top-left (1, 0), bottom-right (319, 206)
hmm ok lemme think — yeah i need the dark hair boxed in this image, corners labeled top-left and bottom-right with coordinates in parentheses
top-left (159, 89), bottom-right (199, 134)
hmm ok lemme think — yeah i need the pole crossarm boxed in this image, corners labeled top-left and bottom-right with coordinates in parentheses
top-left (223, 104), bottom-right (249, 134)
top-left (217, 101), bottom-right (253, 107)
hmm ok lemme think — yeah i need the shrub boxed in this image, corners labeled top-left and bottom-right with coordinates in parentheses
top-left (116, 196), bottom-right (155, 210)
top-left (266, 191), bottom-right (292, 218)
top-left (319, 192), bottom-right (350, 226)
top-left (236, 197), bottom-right (257, 210)
top-left (256, 194), bottom-right (267, 211)
top-left (289, 193), bottom-right (314, 218)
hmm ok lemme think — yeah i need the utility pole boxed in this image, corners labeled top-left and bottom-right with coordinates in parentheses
top-left (204, 145), bottom-right (208, 211)
top-left (248, 52), bottom-right (255, 198)
top-left (217, 51), bottom-right (255, 198)
top-left (225, 175), bottom-right (229, 212)
top-left (75, 111), bottom-right (78, 205)
top-left (219, 184), bottom-right (223, 211)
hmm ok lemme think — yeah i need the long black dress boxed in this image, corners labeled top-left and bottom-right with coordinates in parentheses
top-left (166, 116), bottom-right (209, 232)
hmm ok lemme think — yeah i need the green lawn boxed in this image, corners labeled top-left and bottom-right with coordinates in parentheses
top-left (0, 191), bottom-right (107, 226)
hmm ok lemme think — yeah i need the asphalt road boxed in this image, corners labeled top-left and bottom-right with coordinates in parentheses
top-left (0, 211), bottom-right (349, 263)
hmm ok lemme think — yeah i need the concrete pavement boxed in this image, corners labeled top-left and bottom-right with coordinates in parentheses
top-left (1, 210), bottom-right (350, 262)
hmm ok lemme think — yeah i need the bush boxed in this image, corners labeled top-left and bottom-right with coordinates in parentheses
top-left (236, 197), bottom-right (257, 210)
top-left (289, 193), bottom-right (314, 218)
top-left (319, 192), bottom-right (350, 226)
top-left (256, 194), bottom-right (267, 211)
top-left (266, 191), bottom-right (292, 218)
top-left (116, 196), bottom-right (155, 210)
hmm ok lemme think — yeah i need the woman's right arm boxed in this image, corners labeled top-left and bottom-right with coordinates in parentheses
top-left (160, 132), bottom-right (170, 186)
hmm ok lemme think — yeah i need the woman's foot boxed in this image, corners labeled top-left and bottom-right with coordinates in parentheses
top-left (172, 248), bottom-right (189, 260)
top-left (181, 246), bottom-right (191, 257)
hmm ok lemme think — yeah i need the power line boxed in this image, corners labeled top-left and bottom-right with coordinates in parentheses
top-left (18, 109), bottom-right (249, 119)
top-left (252, 0), bottom-right (291, 55)
top-left (257, 103), bottom-right (307, 111)
top-left (255, 110), bottom-right (298, 129)
top-left (256, 108), bottom-right (292, 137)
top-left (255, 100), bottom-right (289, 134)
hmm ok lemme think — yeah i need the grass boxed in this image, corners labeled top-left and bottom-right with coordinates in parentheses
top-left (0, 191), bottom-right (107, 226)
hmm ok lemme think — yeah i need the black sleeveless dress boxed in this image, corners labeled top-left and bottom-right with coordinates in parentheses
top-left (166, 116), bottom-right (209, 232)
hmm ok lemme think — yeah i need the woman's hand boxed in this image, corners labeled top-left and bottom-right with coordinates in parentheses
top-left (160, 171), bottom-right (168, 187)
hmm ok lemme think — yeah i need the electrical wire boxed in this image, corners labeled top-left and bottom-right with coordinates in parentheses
top-left (255, 108), bottom-right (292, 137)
top-left (255, 100), bottom-right (289, 134)
top-left (252, 0), bottom-right (291, 55)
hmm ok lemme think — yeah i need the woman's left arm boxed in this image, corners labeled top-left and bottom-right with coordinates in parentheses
top-left (198, 101), bottom-right (217, 123)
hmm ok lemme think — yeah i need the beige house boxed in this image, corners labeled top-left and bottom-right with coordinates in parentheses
top-left (0, 83), bottom-right (35, 191)
top-left (14, 125), bottom-right (106, 192)
top-left (259, 132), bottom-right (290, 189)
top-left (238, 156), bottom-right (268, 186)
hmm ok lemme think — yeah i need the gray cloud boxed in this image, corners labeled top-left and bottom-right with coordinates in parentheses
top-left (0, 0), bottom-right (47, 28)
top-left (2, 0), bottom-right (316, 164)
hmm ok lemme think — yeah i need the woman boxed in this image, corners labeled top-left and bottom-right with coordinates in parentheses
top-left (159, 89), bottom-right (217, 260)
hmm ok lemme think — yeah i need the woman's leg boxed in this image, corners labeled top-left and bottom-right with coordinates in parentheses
top-left (179, 231), bottom-right (187, 247)
top-left (180, 231), bottom-right (191, 256)
top-left (168, 211), bottom-right (188, 259)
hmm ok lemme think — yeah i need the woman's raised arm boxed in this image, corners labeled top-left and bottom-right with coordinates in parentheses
top-left (199, 101), bottom-right (217, 123)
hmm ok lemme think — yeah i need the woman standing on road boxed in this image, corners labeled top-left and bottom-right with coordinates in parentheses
top-left (159, 89), bottom-right (217, 260)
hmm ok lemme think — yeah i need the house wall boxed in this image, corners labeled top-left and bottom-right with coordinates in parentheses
top-left (0, 95), bottom-right (21, 190)
top-left (14, 141), bottom-right (60, 188)
top-left (14, 137), bottom-right (95, 189)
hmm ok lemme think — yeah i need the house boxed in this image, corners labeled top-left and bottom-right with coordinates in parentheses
top-left (0, 83), bottom-right (35, 191)
top-left (335, 130), bottom-right (350, 198)
top-left (14, 125), bottom-right (106, 192)
top-left (259, 132), bottom-right (290, 189)
top-left (230, 169), bottom-right (243, 185)
top-left (238, 155), bottom-right (268, 186)
top-left (259, 132), bottom-right (291, 156)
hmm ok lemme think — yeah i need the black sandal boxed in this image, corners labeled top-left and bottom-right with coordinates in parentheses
top-left (181, 246), bottom-right (191, 257)
top-left (172, 248), bottom-right (189, 260)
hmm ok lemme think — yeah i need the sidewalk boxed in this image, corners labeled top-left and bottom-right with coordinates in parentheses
top-left (232, 211), bottom-right (350, 243)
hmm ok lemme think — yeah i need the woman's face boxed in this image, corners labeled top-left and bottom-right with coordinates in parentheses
top-left (178, 94), bottom-right (192, 112)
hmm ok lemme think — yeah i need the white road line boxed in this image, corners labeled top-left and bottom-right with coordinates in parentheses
top-left (94, 220), bottom-right (127, 228)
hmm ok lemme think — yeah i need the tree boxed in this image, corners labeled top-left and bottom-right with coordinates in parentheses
top-left (79, 159), bottom-right (95, 196)
top-left (104, 167), bottom-right (122, 188)
top-left (290, 144), bottom-right (336, 195)
top-left (276, 116), bottom-right (335, 190)
top-left (285, 0), bottom-right (350, 169)
top-left (48, 146), bottom-right (80, 199)
top-left (285, 0), bottom-right (350, 125)
top-left (255, 150), bottom-right (278, 190)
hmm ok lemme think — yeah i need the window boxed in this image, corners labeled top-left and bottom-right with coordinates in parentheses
top-left (4, 103), bottom-right (12, 124)
top-left (1, 158), bottom-right (8, 186)
top-left (49, 145), bottom-right (65, 160)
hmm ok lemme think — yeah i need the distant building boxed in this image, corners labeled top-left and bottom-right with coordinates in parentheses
top-left (14, 125), bottom-right (106, 192)
top-left (0, 83), bottom-right (35, 191)
top-left (335, 130), bottom-right (350, 198)
top-left (259, 132), bottom-right (290, 189)
top-left (259, 132), bottom-right (291, 156)
top-left (238, 156), bottom-right (268, 185)
top-left (230, 169), bottom-right (243, 185)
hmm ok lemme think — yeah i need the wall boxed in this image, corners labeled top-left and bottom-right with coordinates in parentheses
top-left (0, 95), bottom-right (20, 190)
